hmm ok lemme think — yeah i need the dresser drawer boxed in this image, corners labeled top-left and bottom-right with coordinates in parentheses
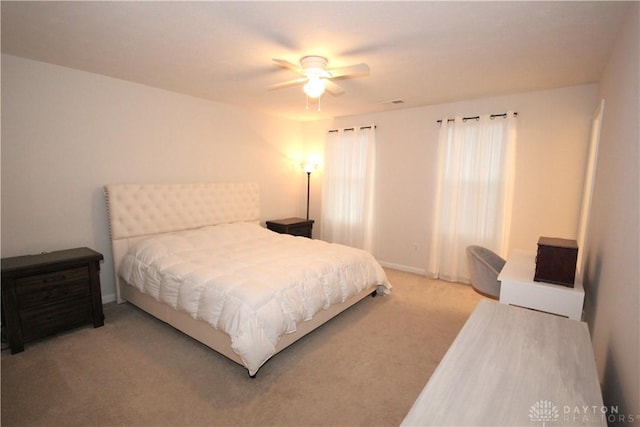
top-left (20, 297), bottom-right (93, 342)
top-left (15, 267), bottom-right (90, 308)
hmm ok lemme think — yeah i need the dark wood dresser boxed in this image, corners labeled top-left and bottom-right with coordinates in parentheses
top-left (266, 217), bottom-right (314, 238)
top-left (1, 247), bottom-right (104, 353)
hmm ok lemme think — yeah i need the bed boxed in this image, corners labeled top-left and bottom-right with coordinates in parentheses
top-left (104, 182), bottom-right (391, 376)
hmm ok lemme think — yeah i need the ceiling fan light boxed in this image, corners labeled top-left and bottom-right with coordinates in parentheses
top-left (303, 76), bottom-right (325, 98)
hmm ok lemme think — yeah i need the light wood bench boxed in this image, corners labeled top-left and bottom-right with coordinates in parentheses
top-left (401, 300), bottom-right (604, 426)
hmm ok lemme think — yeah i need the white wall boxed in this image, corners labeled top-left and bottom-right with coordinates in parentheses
top-left (316, 85), bottom-right (597, 274)
top-left (583, 3), bottom-right (639, 418)
top-left (1, 54), bottom-right (308, 302)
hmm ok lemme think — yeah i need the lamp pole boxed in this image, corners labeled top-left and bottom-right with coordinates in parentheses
top-left (306, 171), bottom-right (311, 220)
top-left (303, 162), bottom-right (317, 221)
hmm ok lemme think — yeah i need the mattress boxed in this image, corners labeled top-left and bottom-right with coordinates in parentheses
top-left (118, 221), bottom-right (391, 374)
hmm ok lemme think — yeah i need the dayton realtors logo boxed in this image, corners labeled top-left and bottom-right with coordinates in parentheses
top-left (529, 400), bottom-right (560, 426)
top-left (529, 400), bottom-right (637, 425)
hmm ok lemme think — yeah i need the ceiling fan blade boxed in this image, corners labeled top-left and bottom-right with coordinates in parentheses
top-left (268, 77), bottom-right (308, 90)
top-left (272, 58), bottom-right (302, 73)
top-left (327, 63), bottom-right (370, 78)
top-left (324, 79), bottom-right (345, 95)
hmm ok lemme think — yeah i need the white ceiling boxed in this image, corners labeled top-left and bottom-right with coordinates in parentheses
top-left (1, 1), bottom-right (632, 122)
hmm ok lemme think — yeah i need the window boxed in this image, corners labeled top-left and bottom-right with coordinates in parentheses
top-left (428, 113), bottom-right (517, 282)
top-left (321, 127), bottom-right (376, 251)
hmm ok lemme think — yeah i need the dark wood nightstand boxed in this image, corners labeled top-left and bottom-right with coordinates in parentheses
top-left (266, 218), bottom-right (314, 238)
top-left (1, 247), bottom-right (104, 353)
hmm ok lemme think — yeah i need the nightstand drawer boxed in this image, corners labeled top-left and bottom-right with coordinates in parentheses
top-left (20, 297), bottom-right (93, 341)
top-left (286, 224), bottom-right (313, 237)
top-left (16, 267), bottom-right (90, 307)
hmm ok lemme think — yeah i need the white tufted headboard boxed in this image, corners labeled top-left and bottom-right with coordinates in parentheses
top-left (104, 182), bottom-right (260, 303)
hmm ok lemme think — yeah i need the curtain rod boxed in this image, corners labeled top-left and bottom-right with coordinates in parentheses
top-left (436, 112), bottom-right (518, 124)
top-left (328, 125), bottom-right (376, 133)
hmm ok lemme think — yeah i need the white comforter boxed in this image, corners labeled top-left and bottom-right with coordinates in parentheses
top-left (118, 222), bottom-right (391, 374)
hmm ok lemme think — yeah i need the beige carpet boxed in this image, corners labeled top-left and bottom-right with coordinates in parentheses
top-left (1, 269), bottom-right (484, 426)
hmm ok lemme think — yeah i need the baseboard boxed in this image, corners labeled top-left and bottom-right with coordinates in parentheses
top-left (378, 261), bottom-right (426, 276)
top-left (102, 293), bottom-right (117, 304)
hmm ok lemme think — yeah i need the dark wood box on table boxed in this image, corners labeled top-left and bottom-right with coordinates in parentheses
top-left (534, 237), bottom-right (578, 287)
top-left (1, 247), bottom-right (104, 353)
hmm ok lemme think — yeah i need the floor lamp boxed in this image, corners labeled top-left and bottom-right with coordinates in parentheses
top-left (303, 162), bottom-right (317, 220)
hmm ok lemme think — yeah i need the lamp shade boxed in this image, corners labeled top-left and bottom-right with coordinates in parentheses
top-left (303, 162), bottom-right (318, 173)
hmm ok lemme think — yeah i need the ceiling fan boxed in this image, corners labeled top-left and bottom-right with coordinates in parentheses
top-left (269, 55), bottom-right (370, 99)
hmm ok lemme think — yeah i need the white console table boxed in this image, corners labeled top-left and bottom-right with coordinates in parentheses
top-left (498, 250), bottom-right (585, 320)
top-left (401, 300), bottom-right (604, 426)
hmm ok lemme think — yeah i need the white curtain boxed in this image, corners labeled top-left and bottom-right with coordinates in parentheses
top-left (321, 127), bottom-right (376, 252)
top-left (428, 113), bottom-right (517, 283)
